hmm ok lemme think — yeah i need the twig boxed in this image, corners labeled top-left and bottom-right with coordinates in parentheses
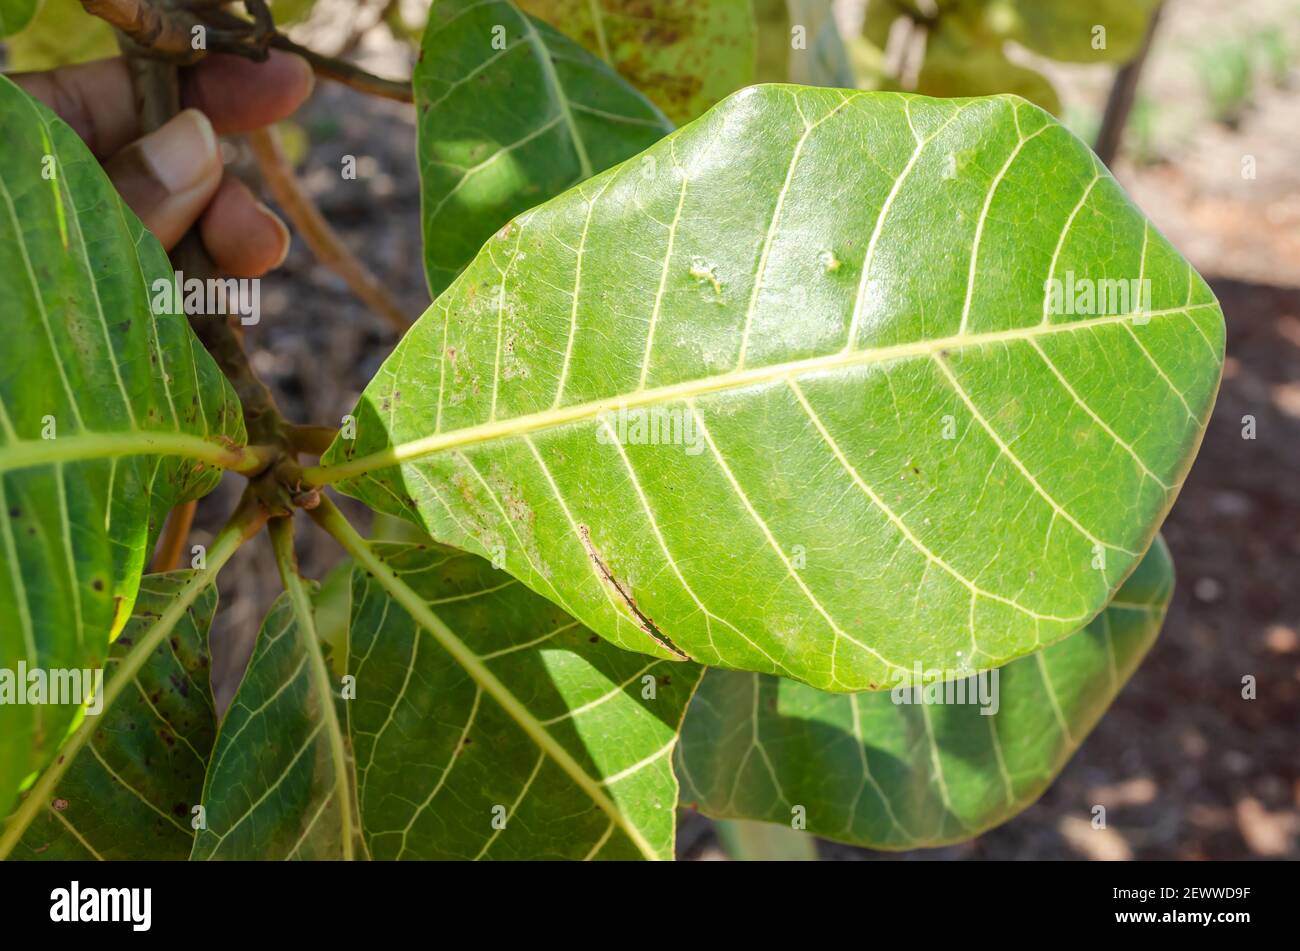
top-left (151, 499), bottom-right (197, 571)
top-left (114, 39), bottom-right (302, 510)
top-left (1094, 3), bottom-right (1164, 168)
top-left (200, 5), bottom-right (414, 102)
top-left (83, 0), bottom-right (413, 102)
top-left (246, 125), bottom-right (412, 334)
top-left (82, 0), bottom-right (203, 61)
top-left (267, 33), bottom-right (413, 103)
top-left (174, 234), bottom-right (296, 455)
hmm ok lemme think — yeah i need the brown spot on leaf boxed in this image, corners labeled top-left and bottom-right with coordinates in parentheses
top-left (578, 524), bottom-right (690, 661)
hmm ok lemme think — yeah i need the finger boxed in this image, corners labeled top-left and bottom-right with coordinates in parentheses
top-left (181, 52), bottom-right (315, 135)
top-left (11, 59), bottom-right (139, 158)
top-left (12, 50), bottom-right (314, 159)
top-left (103, 109), bottom-right (223, 250)
top-left (199, 177), bottom-right (291, 278)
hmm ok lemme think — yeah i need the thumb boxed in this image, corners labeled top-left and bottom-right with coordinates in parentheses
top-left (103, 109), bottom-right (223, 250)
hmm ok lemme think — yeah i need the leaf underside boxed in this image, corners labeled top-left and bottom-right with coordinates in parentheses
top-left (327, 87), bottom-right (1222, 694)
top-left (13, 573), bottom-right (219, 860)
top-left (676, 537), bottom-right (1174, 849)
top-left (191, 590), bottom-right (350, 860)
top-left (348, 544), bottom-right (701, 859)
top-left (193, 544), bottom-right (701, 860)
top-left (0, 76), bottom-right (244, 821)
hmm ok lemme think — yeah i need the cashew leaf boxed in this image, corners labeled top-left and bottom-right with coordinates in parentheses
top-left (0, 76), bottom-right (245, 823)
top-left (324, 87), bottom-right (1221, 694)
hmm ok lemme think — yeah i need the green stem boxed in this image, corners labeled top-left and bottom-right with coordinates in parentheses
top-left (267, 517), bottom-right (356, 861)
top-left (0, 492), bottom-right (268, 860)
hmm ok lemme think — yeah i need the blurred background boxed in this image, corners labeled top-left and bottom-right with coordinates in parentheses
top-left (4, 0), bottom-right (1295, 859)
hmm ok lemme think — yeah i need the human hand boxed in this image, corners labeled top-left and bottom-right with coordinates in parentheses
top-left (14, 50), bottom-right (314, 277)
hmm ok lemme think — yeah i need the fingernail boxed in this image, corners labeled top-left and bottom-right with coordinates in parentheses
top-left (255, 200), bottom-right (292, 268)
top-left (140, 109), bottom-right (219, 194)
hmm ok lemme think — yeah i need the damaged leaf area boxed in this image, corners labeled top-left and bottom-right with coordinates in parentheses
top-left (516, 0), bottom-right (757, 124)
top-left (580, 524), bottom-right (690, 660)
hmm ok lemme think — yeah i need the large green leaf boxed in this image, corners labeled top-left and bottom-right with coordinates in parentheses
top-left (346, 542), bottom-right (702, 860)
top-left (1008, 0), bottom-right (1160, 65)
top-left (0, 77), bottom-right (246, 823)
top-left (191, 590), bottom-right (353, 860)
top-left (11, 573), bottom-right (218, 860)
top-left (515, 0), bottom-right (755, 124)
top-left (859, 0), bottom-right (1160, 108)
top-left (417, 0), bottom-right (671, 296)
top-left (917, 16), bottom-right (1061, 115)
top-left (676, 537), bottom-right (1174, 848)
top-left (316, 87), bottom-right (1223, 694)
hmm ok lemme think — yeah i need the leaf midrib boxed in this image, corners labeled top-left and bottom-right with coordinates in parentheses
top-left (311, 303), bottom-right (1216, 484)
top-left (517, 7), bottom-right (594, 179)
top-left (0, 431), bottom-right (256, 474)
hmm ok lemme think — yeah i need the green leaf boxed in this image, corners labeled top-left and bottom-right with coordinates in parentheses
top-left (10, 573), bottom-right (218, 860)
top-left (859, 0), bottom-right (1159, 102)
top-left (754, 0), bottom-right (793, 83)
top-left (190, 588), bottom-right (353, 860)
top-left (1, 515), bottom-right (251, 860)
top-left (317, 87), bottom-right (1222, 694)
top-left (515, 0), bottom-right (756, 124)
top-left (0, 77), bottom-right (247, 823)
top-left (3, 0), bottom-right (116, 70)
top-left (0, 0), bottom-right (38, 38)
top-left (676, 537), bottom-right (1174, 849)
top-left (1009, 0), bottom-right (1160, 65)
top-left (417, 0), bottom-right (672, 296)
top-left (917, 18), bottom-right (1061, 115)
top-left (345, 542), bottom-right (703, 859)
top-left (192, 530), bottom-right (701, 860)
